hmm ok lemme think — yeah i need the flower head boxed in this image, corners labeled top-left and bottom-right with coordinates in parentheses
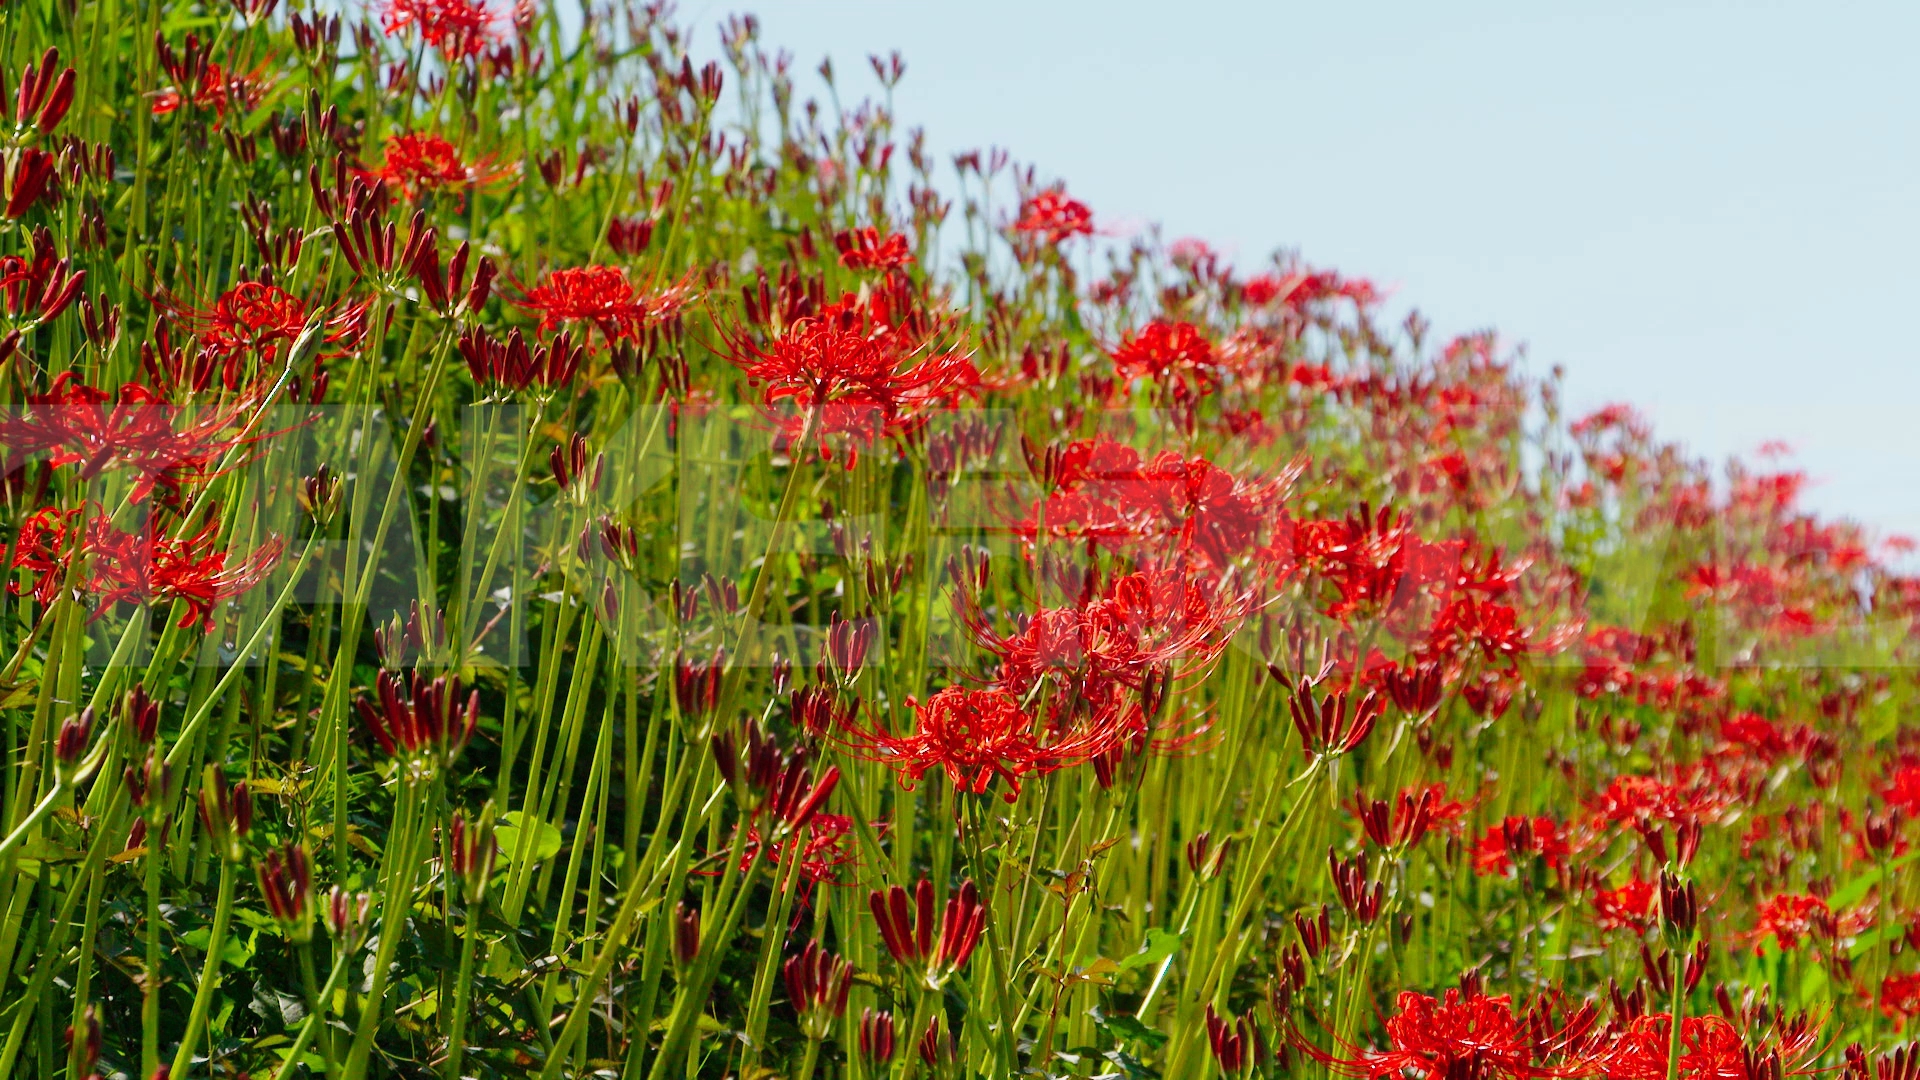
top-left (732, 317), bottom-right (978, 467)
top-left (1013, 189), bottom-right (1094, 244)
top-left (838, 685), bottom-right (1119, 802)
top-left (371, 133), bottom-right (512, 198)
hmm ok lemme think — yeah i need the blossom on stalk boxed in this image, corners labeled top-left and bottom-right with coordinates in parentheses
top-left (380, 0), bottom-right (501, 57)
top-left (838, 685), bottom-right (1121, 802)
top-left (1293, 984), bottom-right (1597, 1080)
top-left (371, 133), bottom-right (511, 198)
top-left (1013, 189), bottom-right (1093, 244)
top-left (731, 317), bottom-right (979, 467)
top-left (516, 265), bottom-right (693, 343)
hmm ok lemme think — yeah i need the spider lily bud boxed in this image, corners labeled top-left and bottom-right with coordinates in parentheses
top-left (1186, 830), bottom-right (1231, 880)
top-left (1205, 1004), bottom-right (1268, 1076)
top-left (1295, 904), bottom-right (1334, 960)
top-left (325, 886), bottom-right (373, 948)
top-left (354, 668), bottom-right (481, 769)
top-left (298, 464), bottom-right (342, 527)
top-left (63, 1004), bottom-right (99, 1080)
top-left (548, 432), bottom-right (599, 504)
top-left (4, 147), bottom-right (58, 218)
top-left (867, 878), bottom-right (985, 989)
top-left (124, 682), bottom-right (159, 745)
top-left (672, 902), bottom-right (701, 968)
top-left (675, 647), bottom-right (725, 721)
top-left (765, 763), bottom-right (840, 834)
top-left (197, 767), bottom-right (253, 863)
top-left (917, 1015), bottom-right (954, 1069)
top-left (53, 705), bottom-right (99, 785)
top-left (782, 940), bottom-right (852, 1040)
top-left (858, 1008), bottom-right (895, 1065)
top-left (257, 842), bottom-right (313, 942)
top-left (1659, 868), bottom-right (1698, 942)
top-left (124, 749), bottom-right (171, 811)
top-left (1289, 678), bottom-right (1382, 762)
top-left (819, 610), bottom-right (873, 686)
top-left (1329, 846), bottom-right (1383, 924)
top-left (449, 807), bottom-right (497, 905)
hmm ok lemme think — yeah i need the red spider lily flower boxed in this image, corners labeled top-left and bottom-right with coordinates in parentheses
top-left (1110, 319), bottom-right (1216, 386)
top-left (1879, 973), bottom-right (1920, 1029)
top-left (1242, 267), bottom-right (1380, 310)
top-left (354, 667), bottom-right (482, 766)
top-left (256, 842), bottom-right (313, 940)
top-left (867, 877), bottom-right (985, 989)
top-left (1472, 816), bottom-right (1569, 877)
top-left (1206, 1004), bottom-right (1270, 1074)
top-left (1592, 878), bottom-right (1656, 933)
top-left (515, 265), bottom-right (694, 343)
top-left (731, 317), bottom-right (979, 467)
top-left (87, 514), bottom-right (284, 630)
top-left (1013, 189), bottom-right (1093, 244)
top-left (151, 37), bottom-right (274, 120)
top-left (380, 0), bottom-right (501, 57)
top-left (957, 566), bottom-right (1248, 701)
top-left (782, 940), bottom-right (852, 1039)
top-left (838, 685), bottom-right (1121, 802)
top-left (1591, 1012), bottom-right (1823, 1080)
top-left (834, 226), bottom-right (914, 270)
top-left (1747, 893), bottom-right (1830, 953)
top-left (1295, 985), bottom-right (1596, 1080)
top-left (736, 812), bottom-right (862, 891)
top-left (10, 505), bottom-right (80, 606)
top-left (370, 133), bottom-right (513, 199)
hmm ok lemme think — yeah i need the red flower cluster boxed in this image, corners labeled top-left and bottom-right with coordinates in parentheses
top-left (732, 317), bottom-right (978, 467)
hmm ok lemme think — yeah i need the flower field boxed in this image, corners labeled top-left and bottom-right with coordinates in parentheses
top-left (1, 1), bottom-right (1916, 1078)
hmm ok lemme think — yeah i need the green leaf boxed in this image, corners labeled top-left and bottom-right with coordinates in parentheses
top-left (496, 811), bottom-right (563, 866)
top-left (1116, 928), bottom-right (1182, 972)
top-left (180, 927), bottom-right (254, 968)
top-left (1829, 850), bottom-right (1920, 911)
top-left (1088, 1005), bottom-right (1169, 1050)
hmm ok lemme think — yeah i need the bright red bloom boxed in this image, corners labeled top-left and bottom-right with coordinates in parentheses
top-left (732, 317), bottom-right (978, 467)
top-left (1012, 189), bottom-right (1093, 244)
top-left (515, 265), bottom-right (694, 342)
top-left (87, 513), bottom-right (285, 629)
top-left (152, 59), bottom-right (273, 119)
top-left (837, 685), bottom-right (1121, 802)
top-left (1880, 973), bottom-right (1920, 1029)
top-left (1109, 320), bottom-right (1216, 385)
top-left (10, 506), bottom-right (81, 606)
top-left (1471, 816), bottom-right (1568, 877)
top-left (1747, 893), bottom-right (1828, 952)
top-left (371, 133), bottom-right (512, 198)
top-left (380, 0), bottom-right (500, 57)
top-left (0, 373), bottom-right (260, 502)
top-left (1296, 987), bottom-right (1592, 1080)
top-left (834, 227), bottom-right (914, 270)
top-left (1591, 878), bottom-right (1655, 932)
top-left (1592, 1013), bottom-right (1821, 1080)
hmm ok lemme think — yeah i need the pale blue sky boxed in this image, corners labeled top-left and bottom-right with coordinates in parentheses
top-left (733, 2), bottom-right (1920, 545)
